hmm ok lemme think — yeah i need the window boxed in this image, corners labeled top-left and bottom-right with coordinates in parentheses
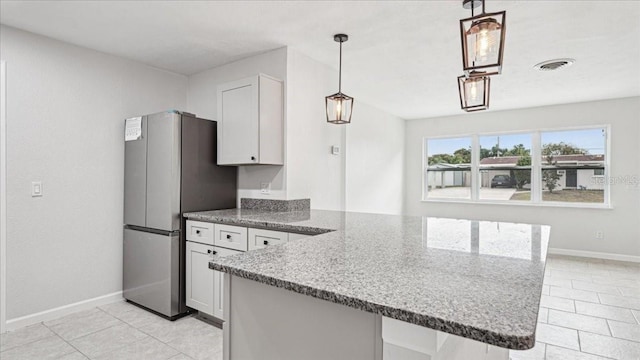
top-left (423, 126), bottom-right (608, 206)
top-left (425, 137), bottom-right (471, 200)
top-left (541, 128), bottom-right (606, 204)
top-left (479, 134), bottom-right (532, 202)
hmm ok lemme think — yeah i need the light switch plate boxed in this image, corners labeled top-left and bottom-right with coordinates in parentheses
top-left (31, 181), bottom-right (43, 197)
top-left (331, 145), bottom-right (340, 155)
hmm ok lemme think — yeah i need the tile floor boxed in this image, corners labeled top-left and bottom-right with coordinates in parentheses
top-left (0, 302), bottom-right (222, 360)
top-left (510, 255), bottom-right (640, 360)
top-left (1, 255), bottom-right (639, 360)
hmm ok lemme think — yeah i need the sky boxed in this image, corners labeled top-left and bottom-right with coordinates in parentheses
top-left (427, 128), bottom-right (606, 156)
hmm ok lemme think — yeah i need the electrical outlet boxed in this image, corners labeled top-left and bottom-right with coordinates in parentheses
top-left (260, 182), bottom-right (271, 195)
top-left (31, 181), bottom-right (43, 197)
top-left (331, 145), bottom-right (340, 155)
top-left (595, 231), bottom-right (604, 240)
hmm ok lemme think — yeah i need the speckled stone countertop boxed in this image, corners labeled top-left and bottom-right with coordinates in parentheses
top-left (184, 209), bottom-right (550, 350)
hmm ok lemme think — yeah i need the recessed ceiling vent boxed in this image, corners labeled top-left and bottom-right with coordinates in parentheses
top-left (534, 58), bottom-right (575, 71)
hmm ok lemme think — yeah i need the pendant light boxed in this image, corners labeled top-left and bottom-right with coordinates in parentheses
top-left (460, 0), bottom-right (506, 77)
top-left (458, 72), bottom-right (490, 112)
top-left (326, 34), bottom-right (354, 124)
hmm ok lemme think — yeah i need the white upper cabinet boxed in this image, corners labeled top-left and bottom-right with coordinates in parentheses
top-left (217, 74), bottom-right (284, 165)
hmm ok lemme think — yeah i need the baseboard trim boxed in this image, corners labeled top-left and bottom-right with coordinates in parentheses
top-left (5, 291), bottom-right (123, 332)
top-left (548, 247), bottom-right (640, 263)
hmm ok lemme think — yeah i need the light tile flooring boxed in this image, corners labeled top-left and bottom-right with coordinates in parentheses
top-left (0, 302), bottom-right (222, 360)
top-left (510, 255), bottom-right (640, 360)
top-left (1, 255), bottom-right (639, 360)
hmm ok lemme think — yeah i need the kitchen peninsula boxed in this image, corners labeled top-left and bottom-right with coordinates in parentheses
top-left (184, 208), bottom-right (549, 360)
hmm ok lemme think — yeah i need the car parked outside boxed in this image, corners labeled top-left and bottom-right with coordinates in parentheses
top-left (491, 175), bottom-right (512, 188)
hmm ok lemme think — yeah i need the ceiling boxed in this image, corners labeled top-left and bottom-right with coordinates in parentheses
top-left (1, 1), bottom-right (639, 119)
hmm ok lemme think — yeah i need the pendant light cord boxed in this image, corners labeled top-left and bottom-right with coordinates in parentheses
top-left (338, 40), bottom-right (343, 93)
top-left (470, 0), bottom-right (485, 16)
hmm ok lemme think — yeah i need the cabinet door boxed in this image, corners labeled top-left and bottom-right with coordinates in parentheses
top-left (186, 241), bottom-right (215, 315)
top-left (213, 247), bottom-right (243, 320)
top-left (217, 77), bottom-right (259, 165)
top-left (248, 228), bottom-right (288, 251)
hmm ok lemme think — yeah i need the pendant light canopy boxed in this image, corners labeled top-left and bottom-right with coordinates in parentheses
top-left (460, 0), bottom-right (506, 77)
top-left (326, 34), bottom-right (354, 124)
top-left (458, 73), bottom-right (490, 112)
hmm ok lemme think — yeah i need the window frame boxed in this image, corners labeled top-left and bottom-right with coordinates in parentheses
top-left (422, 125), bottom-right (611, 209)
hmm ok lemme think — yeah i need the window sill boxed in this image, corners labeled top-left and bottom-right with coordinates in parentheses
top-left (421, 198), bottom-right (612, 209)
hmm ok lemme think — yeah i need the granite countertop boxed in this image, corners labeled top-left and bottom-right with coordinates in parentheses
top-left (184, 209), bottom-right (550, 350)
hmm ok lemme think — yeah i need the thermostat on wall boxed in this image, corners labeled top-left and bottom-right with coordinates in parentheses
top-left (331, 146), bottom-right (340, 155)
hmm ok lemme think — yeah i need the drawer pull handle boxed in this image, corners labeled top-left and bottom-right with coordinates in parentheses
top-left (251, 156), bottom-right (256, 161)
top-left (226, 234), bottom-right (232, 240)
top-left (207, 249), bottom-right (212, 254)
top-left (263, 240), bottom-right (269, 245)
top-left (196, 230), bottom-right (201, 235)
top-left (213, 250), bottom-right (217, 255)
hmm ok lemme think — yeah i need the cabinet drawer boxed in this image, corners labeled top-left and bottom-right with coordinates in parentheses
top-left (186, 220), bottom-right (214, 245)
top-left (214, 224), bottom-right (248, 251)
top-left (248, 228), bottom-right (288, 251)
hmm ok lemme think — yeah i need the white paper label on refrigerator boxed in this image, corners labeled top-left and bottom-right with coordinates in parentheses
top-left (125, 117), bottom-right (142, 141)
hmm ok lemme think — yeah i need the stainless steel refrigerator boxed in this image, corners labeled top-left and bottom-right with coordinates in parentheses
top-left (123, 110), bottom-right (236, 319)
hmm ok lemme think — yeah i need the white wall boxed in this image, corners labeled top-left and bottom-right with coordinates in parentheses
top-left (285, 48), bottom-right (405, 213)
top-left (0, 25), bottom-right (188, 319)
top-left (285, 49), bottom-right (346, 211)
top-left (188, 47), bottom-right (405, 213)
top-left (404, 97), bottom-right (640, 257)
top-left (186, 48), bottom-right (288, 204)
top-left (345, 103), bottom-right (404, 215)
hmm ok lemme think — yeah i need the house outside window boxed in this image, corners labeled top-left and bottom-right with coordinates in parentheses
top-left (541, 128), bottom-right (606, 204)
top-left (479, 134), bottom-right (532, 202)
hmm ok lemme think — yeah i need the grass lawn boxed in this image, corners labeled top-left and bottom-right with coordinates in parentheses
top-left (509, 190), bottom-right (604, 203)
top-left (509, 191), bottom-right (532, 201)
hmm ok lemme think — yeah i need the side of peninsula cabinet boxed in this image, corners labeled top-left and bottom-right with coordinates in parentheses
top-left (217, 74), bottom-right (284, 165)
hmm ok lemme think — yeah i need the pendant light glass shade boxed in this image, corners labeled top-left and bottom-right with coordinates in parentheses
top-left (458, 74), bottom-right (490, 112)
top-left (460, 4), bottom-right (506, 77)
top-left (326, 34), bottom-right (354, 124)
top-left (326, 92), bottom-right (354, 124)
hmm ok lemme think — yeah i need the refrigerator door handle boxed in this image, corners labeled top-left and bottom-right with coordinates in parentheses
top-left (124, 225), bottom-right (180, 237)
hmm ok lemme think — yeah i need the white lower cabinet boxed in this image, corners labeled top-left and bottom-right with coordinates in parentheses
top-left (186, 241), bottom-right (241, 318)
top-left (212, 246), bottom-right (241, 319)
top-left (248, 228), bottom-right (288, 251)
top-left (186, 241), bottom-right (215, 315)
top-left (214, 224), bottom-right (248, 251)
top-left (186, 220), bottom-right (314, 320)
